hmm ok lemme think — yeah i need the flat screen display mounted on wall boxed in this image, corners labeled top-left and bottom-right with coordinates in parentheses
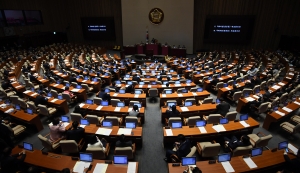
top-left (81, 17), bottom-right (116, 40)
top-left (203, 15), bottom-right (255, 44)
top-left (24, 10), bottom-right (43, 25)
top-left (4, 10), bottom-right (25, 26)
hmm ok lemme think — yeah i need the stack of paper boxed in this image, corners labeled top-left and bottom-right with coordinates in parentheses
top-left (91, 82), bottom-right (95, 84)
top-left (139, 85), bottom-right (143, 88)
top-left (51, 99), bottom-right (58, 103)
top-left (79, 103), bottom-right (85, 108)
top-left (282, 107), bottom-right (292, 112)
top-left (5, 108), bottom-right (14, 114)
top-left (96, 128), bottom-right (112, 136)
top-left (175, 84), bottom-right (181, 87)
top-left (117, 128), bottom-right (132, 135)
top-left (63, 122), bottom-right (70, 127)
top-left (165, 129), bottom-right (173, 136)
top-left (54, 84), bottom-right (59, 87)
top-left (226, 87), bottom-right (231, 90)
top-left (31, 93), bottom-right (38, 96)
top-left (114, 107), bottom-right (121, 112)
top-left (212, 125), bottom-right (226, 132)
top-left (221, 161), bottom-right (235, 173)
top-left (16, 86), bottom-right (22, 88)
top-left (243, 157), bottom-right (258, 169)
top-left (113, 93), bottom-right (118, 96)
top-left (96, 106), bottom-right (103, 110)
top-left (162, 94), bottom-right (166, 97)
top-left (71, 89), bottom-right (80, 92)
top-left (245, 97), bottom-right (255, 102)
top-left (294, 101), bottom-right (300, 105)
top-left (192, 92), bottom-right (198, 96)
top-left (127, 162), bottom-right (137, 173)
top-left (288, 144), bottom-right (299, 154)
top-left (240, 121), bottom-right (250, 127)
top-left (219, 77), bottom-right (223, 80)
top-left (272, 85), bottom-right (280, 90)
top-left (177, 94), bottom-right (183, 97)
top-left (93, 163), bottom-right (108, 173)
top-left (148, 85), bottom-right (152, 88)
top-left (128, 108), bottom-right (133, 112)
top-left (252, 95), bottom-right (260, 99)
top-left (278, 82), bottom-right (285, 86)
top-left (186, 83), bottom-right (191, 86)
top-left (134, 94), bottom-right (139, 98)
top-left (79, 125), bottom-right (86, 128)
top-left (275, 111), bottom-right (285, 116)
top-left (162, 85), bottom-right (167, 87)
top-left (180, 107), bottom-right (189, 112)
top-left (198, 127), bottom-right (207, 133)
top-left (73, 161), bottom-right (91, 173)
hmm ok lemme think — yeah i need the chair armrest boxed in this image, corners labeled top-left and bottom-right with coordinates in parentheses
top-left (105, 143), bottom-right (110, 156)
top-left (225, 143), bottom-right (233, 152)
top-left (52, 136), bottom-right (65, 144)
top-left (44, 133), bottom-right (50, 138)
top-left (132, 143), bottom-right (136, 153)
top-left (118, 117), bottom-right (123, 125)
top-left (183, 118), bottom-right (187, 126)
top-left (78, 138), bottom-right (85, 150)
top-left (203, 116), bottom-right (207, 120)
top-left (211, 140), bottom-right (216, 144)
top-left (256, 132), bottom-right (266, 136)
top-left (170, 154), bottom-right (180, 163)
top-left (137, 117), bottom-right (141, 126)
top-left (165, 118), bottom-right (169, 125)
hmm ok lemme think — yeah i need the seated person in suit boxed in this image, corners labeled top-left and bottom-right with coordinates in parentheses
top-left (49, 118), bottom-right (65, 142)
top-left (210, 76), bottom-right (219, 87)
top-left (109, 82), bottom-right (119, 92)
top-left (66, 121), bottom-right (85, 143)
top-left (29, 73), bottom-right (38, 83)
top-left (166, 105), bottom-right (180, 118)
top-left (263, 87), bottom-right (271, 101)
top-left (161, 70), bottom-right (166, 75)
top-left (132, 74), bottom-right (141, 83)
top-left (87, 134), bottom-right (107, 152)
top-left (216, 98), bottom-right (230, 116)
top-left (34, 93), bottom-right (48, 106)
top-left (116, 134), bottom-right (132, 148)
top-left (125, 83), bottom-right (136, 93)
top-left (228, 85), bottom-right (239, 97)
top-left (63, 86), bottom-right (76, 99)
top-left (164, 134), bottom-right (191, 162)
top-left (98, 88), bottom-right (111, 101)
top-left (128, 105), bottom-right (139, 117)
top-left (1, 78), bottom-right (13, 91)
top-left (0, 147), bottom-right (26, 173)
top-left (282, 148), bottom-right (300, 173)
top-left (223, 135), bottom-right (250, 152)
top-left (69, 74), bottom-right (77, 83)
top-left (73, 105), bottom-right (86, 117)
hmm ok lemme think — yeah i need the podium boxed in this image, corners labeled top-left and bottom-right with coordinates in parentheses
top-left (161, 46), bottom-right (170, 55)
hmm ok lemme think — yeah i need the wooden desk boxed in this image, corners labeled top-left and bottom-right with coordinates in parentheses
top-left (217, 83), bottom-right (246, 98)
top-left (203, 74), bottom-right (237, 90)
top-left (12, 147), bottom-right (138, 173)
top-left (49, 83), bottom-right (87, 101)
top-left (159, 91), bottom-right (210, 106)
top-left (161, 104), bottom-right (217, 123)
top-left (10, 81), bottom-right (26, 93)
top-left (109, 92), bottom-right (147, 107)
top-left (263, 99), bottom-right (300, 130)
top-left (76, 78), bottom-right (101, 92)
top-left (168, 150), bottom-right (294, 173)
top-left (163, 117), bottom-right (259, 145)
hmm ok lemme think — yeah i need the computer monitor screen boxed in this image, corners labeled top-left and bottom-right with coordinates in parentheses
top-left (119, 89), bottom-right (125, 94)
top-left (197, 88), bottom-right (203, 92)
top-left (175, 81), bottom-right (180, 84)
top-left (181, 89), bottom-right (188, 93)
top-left (105, 73), bottom-right (109, 76)
top-left (84, 76), bottom-right (89, 80)
top-left (127, 81), bottom-right (133, 85)
top-left (151, 81), bottom-right (157, 85)
top-left (167, 102), bottom-right (176, 107)
top-left (113, 155), bottom-right (128, 164)
top-left (184, 101), bottom-right (192, 107)
top-left (125, 122), bottom-right (136, 129)
top-left (58, 95), bottom-right (63, 100)
top-left (208, 77), bottom-right (212, 80)
top-left (134, 103), bottom-right (142, 108)
top-left (163, 81), bottom-right (168, 85)
top-left (80, 119), bottom-right (89, 125)
top-left (233, 81), bottom-right (237, 85)
top-left (181, 157), bottom-right (196, 166)
top-left (76, 85), bottom-right (82, 89)
top-left (47, 93), bottom-right (52, 97)
top-left (23, 142), bottom-right (33, 151)
top-left (31, 87), bottom-right (35, 92)
top-left (86, 99), bottom-right (93, 104)
top-left (197, 71), bottom-right (200, 74)
top-left (171, 121), bottom-right (182, 128)
top-left (240, 114), bottom-right (249, 121)
top-left (139, 82), bottom-right (145, 85)
top-left (251, 147), bottom-right (263, 157)
top-left (102, 120), bottom-right (112, 127)
top-left (220, 118), bottom-right (229, 124)
top-left (105, 88), bottom-right (110, 93)
top-left (244, 92), bottom-right (249, 97)
top-left (101, 100), bottom-right (109, 106)
top-left (224, 83), bottom-right (228, 87)
top-left (56, 81), bottom-right (60, 84)
top-left (165, 90), bottom-right (172, 94)
top-left (170, 70), bottom-right (174, 72)
top-left (117, 102), bottom-right (125, 107)
top-left (79, 153), bottom-right (93, 162)
top-left (115, 80), bottom-right (121, 84)
top-left (93, 78), bottom-right (98, 82)
top-left (273, 106), bottom-right (278, 111)
top-left (278, 141), bottom-right (288, 150)
top-left (255, 89), bottom-right (260, 93)
top-left (216, 98), bottom-right (221, 104)
top-left (135, 90), bottom-right (142, 94)
top-left (66, 83), bottom-right (70, 87)
top-left (15, 104), bottom-right (21, 110)
top-left (61, 115), bottom-right (69, 122)
top-left (157, 75), bottom-right (161, 79)
top-left (125, 74), bottom-right (130, 78)
top-left (146, 75), bottom-right (150, 78)
top-left (196, 120), bottom-right (207, 127)
top-left (218, 153), bottom-right (231, 162)
top-left (186, 80), bottom-right (192, 84)
top-left (27, 108), bottom-right (33, 114)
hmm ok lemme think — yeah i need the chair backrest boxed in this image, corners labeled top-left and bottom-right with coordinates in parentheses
top-left (18, 99), bottom-right (28, 109)
top-left (232, 91), bottom-right (242, 101)
top-left (201, 143), bottom-right (221, 158)
top-left (232, 145), bottom-right (253, 157)
top-left (10, 95), bottom-right (20, 105)
top-left (177, 88), bottom-right (186, 93)
top-left (129, 101), bottom-right (139, 107)
top-left (38, 105), bottom-right (49, 116)
top-left (71, 82), bottom-right (77, 87)
top-left (115, 147), bottom-right (134, 160)
top-left (256, 134), bottom-right (272, 147)
top-left (125, 116), bottom-right (138, 124)
top-left (70, 113), bottom-right (84, 122)
top-left (38, 134), bottom-right (54, 151)
top-left (293, 124), bottom-right (300, 133)
top-left (260, 81), bottom-right (266, 90)
top-left (252, 85), bottom-right (260, 93)
top-left (85, 115), bottom-right (99, 124)
top-left (62, 93), bottom-right (71, 102)
top-left (82, 84), bottom-right (89, 92)
top-left (216, 82), bottom-right (224, 89)
top-left (279, 93), bottom-right (288, 103)
top-left (111, 99), bottom-right (120, 107)
top-left (105, 116), bottom-right (119, 126)
top-left (86, 147), bottom-right (106, 160)
top-left (225, 111), bottom-right (237, 121)
top-left (50, 90), bottom-right (58, 98)
top-left (59, 140), bottom-right (79, 153)
top-left (109, 88), bottom-right (116, 92)
top-left (168, 117), bottom-right (182, 126)
top-left (190, 87), bottom-right (198, 92)
top-left (186, 146), bottom-right (197, 157)
top-left (206, 114), bottom-right (221, 124)
top-left (93, 97), bottom-right (102, 105)
top-left (28, 102), bottom-right (38, 113)
top-left (228, 80), bottom-right (234, 86)
top-left (202, 97), bottom-right (213, 104)
top-left (258, 102), bottom-right (270, 114)
top-left (242, 88), bottom-right (252, 96)
top-left (186, 116), bottom-right (201, 126)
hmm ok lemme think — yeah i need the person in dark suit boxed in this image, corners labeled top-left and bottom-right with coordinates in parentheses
top-left (210, 76), bottom-right (219, 87)
top-left (34, 94), bottom-right (48, 106)
top-left (73, 105), bottom-right (86, 117)
top-left (223, 135), bottom-right (250, 152)
top-left (1, 78), bottom-right (12, 91)
top-left (164, 134), bottom-right (191, 162)
top-left (116, 134), bottom-right (132, 147)
top-left (263, 87), bottom-right (271, 101)
top-left (109, 82), bottom-right (119, 92)
top-left (132, 74), bottom-right (141, 83)
top-left (29, 73), bottom-right (38, 83)
top-left (216, 98), bottom-right (230, 116)
top-left (125, 83), bottom-right (136, 93)
top-left (282, 149), bottom-right (300, 173)
top-left (98, 88), bottom-right (111, 101)
top-left (0, 147), bottom-right (26, 173)
top-left (166, 105), bottom-right (180, 118)
top-left (228, 85), bottom-right (239, 97)
top-left (161, 70), bottom-right (166, 75)
top-left (69, 74), bottom-right (77, 83)
top-left (66, 121), bottom-right (85, 143)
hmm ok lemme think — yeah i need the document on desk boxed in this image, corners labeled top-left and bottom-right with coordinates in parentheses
top-left (54, 84), bottom-right (59, 87)
top-left (79, 125), bottom-right (86, 128)
top-left (82, 80), bottom-right (87, 82)
top-left (212, 125), bottom-right (226, 132)
top-left (175, 84), bottom-right (181, 87)
top-left (73, 161), bottom-right (91, 173)
top-left (165, 129), bottom-right (173, 136)
top-left (198, 127), bottom-right (207, 133)
top-left (31, 93), bottom-right (38, 96)
top-left (16, 85), bottom-right (22, 88)
top-left (245, 97), bottom-right (255, 102)
top-left (96, 128), bottom-right (112, 136)
top-left (162, 85), bottom-right (167, 88)
top-left (93, 163), bottom-right (108, 173)
top-left (192, 92), bottom-right (198, 96)
top-left (243, 157), bottom-right (258, 169)
top-left (127, 162), bottom-right (137, 173)
top-left (139, 85), bottom-right (143, 88)
top-left (282, 107), bottom-right (292, 112)
top-left (252, 95), bottom-right (259, 99)
top-left (113, 93), bottom-right (118, 96)
top-left (288, 143), bottom-right (298, 154)
top-left (294, 101), bottom-right (300, 106)
top-left (240, 121), bottom-right (250, 127)
top-left (127, 108), bottom-right (133, 112)
top-left (177, 94), bottom-right (183, 97)
top-left (51, 99), bottom-right (58, 103)
top-left (221, 161), bottom-right (235, 173)
top-left (96, 106), bottom-right (103, 110)
top-left (186, 83), bottom-right (191, 86)
top-left (162, 94), bottom-right (166, 97)
top-left (71, 89), bottom-right (80, 92)
top-left (219, 77), bottom-right (223, 80)
top-left (91, 82), bottom-right (95, 84)
top-left (271, 85), bottom-right (280, 90)
top-left (134, 94), bottom-right (139, 98)
top-left (180, 107), bottom-right (189, 112)
top-left (79, 103), bottom-right (85, 108)
top-left (278, 82), bottom-right (285, 86)
top-left (117, 128), bottom-right (132, 135)
top-left (226, 87), bottom-right (231, 90)
top-left (63, 122), bottom-right (70, 127)
top-left (275, 111), bottom-right (285, 116)
top-left (114, 107), bottom-right (121, 112)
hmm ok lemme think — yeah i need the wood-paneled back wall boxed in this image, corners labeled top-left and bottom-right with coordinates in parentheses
top-left (0, 0), bottom-right (122, 46)
top-left (194, 0), bottom-right (300, 51)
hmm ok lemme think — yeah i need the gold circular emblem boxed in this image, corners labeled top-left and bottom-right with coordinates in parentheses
top-left (149, 8), bottom-right (164, 25)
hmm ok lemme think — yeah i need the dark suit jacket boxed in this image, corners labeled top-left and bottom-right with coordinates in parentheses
top-left (132, 76), bottom-right (141, 83)
top-left (284, 154), bottom-right (300, 173)
top-left (125, 85), bottom-right (135, 93)
top-left (98, 91), bottom-right (111, 101)
top-left (166, 110), bottom-right (180, 118)
top-left (116, 140), bottom-right (132, 148)
top-left (216, 102), bottom-right (230, 116)
top-left (210, 79), bottom-right (219, 86)
top-left (69, 77), bottom-right (77, 83)
top-left (66, 127), bottom-right (85, 143)
top-left (34, 95), bottom-right (48, 106)
top-left (0, 153), bottom-right (26, 173)
top-left (175, 139), bottom-right (191, 159)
